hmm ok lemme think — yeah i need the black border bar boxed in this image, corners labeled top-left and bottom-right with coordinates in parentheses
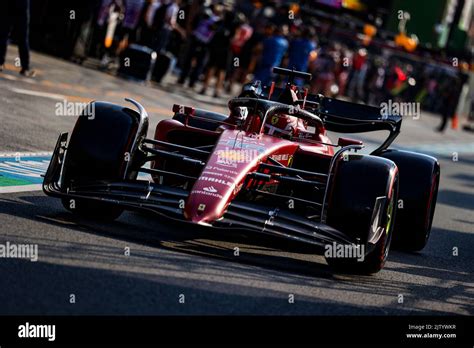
top-left (0, 316), bottom-right (472, 346)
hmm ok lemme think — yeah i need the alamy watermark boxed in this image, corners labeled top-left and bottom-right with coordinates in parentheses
top-left (55, 100), bottom-right (95, 119)
top-left (18, 322), bottom-right (55, 341)
top-left (216, 147), bottom-right (259, 165)
top-left (380, 100), bottom-right (420, 120)
top-left (0, 241), bottom-right (38, 262)
top-left (324, 242), bottom-right (365, 262)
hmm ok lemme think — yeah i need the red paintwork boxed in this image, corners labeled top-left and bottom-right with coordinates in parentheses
top-left (185, 129), bottom-right (298, 223)
top-left (153, 104), bottom-right (350, 225)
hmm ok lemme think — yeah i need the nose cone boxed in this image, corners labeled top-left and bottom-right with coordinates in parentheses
top-left (184, 175), bottom-right (235, 224)
top-left (183, 129), bottom-right (295, 224)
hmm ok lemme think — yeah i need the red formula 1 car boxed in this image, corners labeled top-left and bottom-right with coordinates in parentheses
top-left (43, 67), bottom-right (440, 273)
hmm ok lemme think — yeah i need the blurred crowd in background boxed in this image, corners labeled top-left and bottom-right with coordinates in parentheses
top-left (7, 0), bottom-right (474, 131)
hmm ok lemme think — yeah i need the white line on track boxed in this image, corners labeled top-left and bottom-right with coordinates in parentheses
top-left (0, 152), bottom-right (52, 157)
top-left (1, 74), bottom-right (19, 81)
top-left (9, 87), bottom-right (66, 100)
top-left (0, 184), bottom-right (42, 193)
top-left (1, 73), bottom-right (37, 84)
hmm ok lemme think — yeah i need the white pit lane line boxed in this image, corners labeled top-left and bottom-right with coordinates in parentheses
top-left (1, 72), bottom-right (37, 84)
top-left (8, 87), bottom-right (66, 101)
top-left (0, 184), bottom-right (43, 193)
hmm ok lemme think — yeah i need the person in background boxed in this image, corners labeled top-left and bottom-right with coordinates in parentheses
top-left (226, 19), bottom-right (262, 93)
top-left (150, 0), bottom-right (181, 54)
top-left (310, 44), bottom-right (336, 95)
top-left (455, 62), bottom-right (472, 131)
top-left (287, 26), bottom-right (316, 85)
top-left (144, 0), bottom-right (160, 29)
top-left (200, 9), bottom-right (238, 98)
top-left (364, 56), bottom-right (387, 105)
top-left (383, 58), bottom-right (406, 102)
top-left (177, 3), bottom-right (223, 88)
top-left (97, 0), bottom-right (125, 69)
top-left (346, 47), bottom-right (368, 101)
top-left (110, 0), bottom-right (147, 58)
top-left (437, 74), bottom-right (462, 132)
top-left (121, 0), bottom-right (146, 44)
top-left (423, 71), bottom-right (439, 112)
top-left (0, 0), bottom-right (35, 77)
top-left (69, 0), bottom-right (104, 65)
top-left (253, 23), bottom-right (289, 86)
top-left (139, 0), bottom-right (159, 46)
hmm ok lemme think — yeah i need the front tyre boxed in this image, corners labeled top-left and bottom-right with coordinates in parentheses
top-left (325, 155), bottom-right (399, 274)
top-left (61, 101), bottom-right (147, 220)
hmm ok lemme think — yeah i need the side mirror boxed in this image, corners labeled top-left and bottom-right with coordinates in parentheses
top-left (338, 137), bottom-right (363, 147)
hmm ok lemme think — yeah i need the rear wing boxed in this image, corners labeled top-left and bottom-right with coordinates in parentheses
top-left (251, 84), bottom-right (401, 154)
top-left (311, 95), bottom-right (402, 154)
top-left (308, 94), bottom-right (402, 134)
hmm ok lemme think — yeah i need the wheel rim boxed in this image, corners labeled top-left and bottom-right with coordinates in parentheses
top-left (425, 172), bottom-right (439, 232)
top-left (386, 194), bottom-right (395, 235)
top-left (382, 190), bottom-right (396, 260)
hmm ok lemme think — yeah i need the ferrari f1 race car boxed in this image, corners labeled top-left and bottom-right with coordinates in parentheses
top-left (43, 67), bottom-right (440, 274)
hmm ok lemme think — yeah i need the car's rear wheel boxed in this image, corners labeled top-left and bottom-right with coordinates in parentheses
top-left (379, 150), bottom-right (440, 251)
top-left (325, 155), bottom-right (399, 274)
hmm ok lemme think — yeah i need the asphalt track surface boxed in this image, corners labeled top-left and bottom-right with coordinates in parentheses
top-left (0, 48), bottom-right (473, 315)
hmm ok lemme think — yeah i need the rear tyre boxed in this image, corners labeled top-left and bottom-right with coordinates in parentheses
top-left (380, 150), bottom-right (440, 251)
top-left (325, 155), bottom-right (399, 274)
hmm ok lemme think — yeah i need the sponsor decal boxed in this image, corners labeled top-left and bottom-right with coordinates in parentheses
top-left (203, 186), bottom-right (217, 193)
top-left (216, 160), bottom-right (238, 168)
top-left (200, 176), bottom-right (235, 188)
top-left (191, 190), bottom-right (223, 199)
top-left (202, 171), bottom-right (223, 177)
top-left (298, 131), bottom-right (314, 139)
top-left (206, 166), bottom-right (239, 175)
top-left (224, 140), bottom-right (266, 151)
top-left (201, 170), bottom-right (236, 181)
top-left (270, 154), bottom-right (290, 161)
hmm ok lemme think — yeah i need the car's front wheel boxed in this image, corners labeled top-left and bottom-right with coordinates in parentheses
top-left (60, 101), bottom-right (147, 221)
top-left (325, 155), bottom-right (399, 274)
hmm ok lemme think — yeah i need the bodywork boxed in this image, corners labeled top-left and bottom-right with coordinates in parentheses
top-left (43, 90), bottom-right (404, 256)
